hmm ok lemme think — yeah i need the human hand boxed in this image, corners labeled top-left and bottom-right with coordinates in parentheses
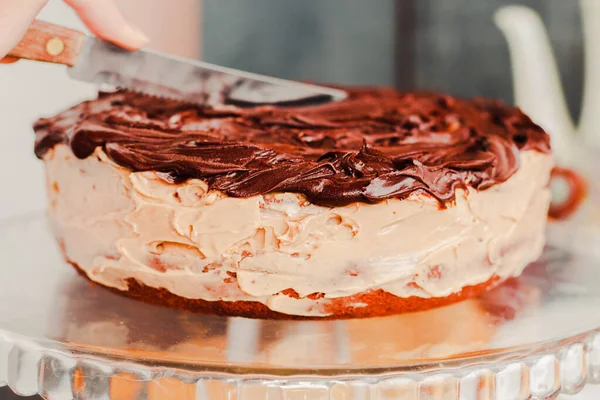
top-left (0, 0), bottom-right (149, 63)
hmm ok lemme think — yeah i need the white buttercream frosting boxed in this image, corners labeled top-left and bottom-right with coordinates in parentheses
top-left (44, 145), bottom-right (552, 316)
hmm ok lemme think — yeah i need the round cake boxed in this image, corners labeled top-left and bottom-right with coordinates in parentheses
top-left (33, 88), bottom-right (552, 319)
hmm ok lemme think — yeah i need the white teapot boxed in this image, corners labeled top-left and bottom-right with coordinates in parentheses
top-left (494, 0), bottom-right (600, 166)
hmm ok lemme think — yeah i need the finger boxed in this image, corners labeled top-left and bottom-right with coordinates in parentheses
top-left (64, 0), bottom-right (149, 51)
top-left (0, 0), bottom-right (48, 59)
top-left (0, 56), bottom-right (20, 64)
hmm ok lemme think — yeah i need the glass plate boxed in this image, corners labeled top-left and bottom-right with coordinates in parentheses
top-left (0, 212), bottom-right (599, 399)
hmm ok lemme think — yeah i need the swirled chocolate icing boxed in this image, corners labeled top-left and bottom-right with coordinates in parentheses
top-left (33, 88), bottom-right (550, 206)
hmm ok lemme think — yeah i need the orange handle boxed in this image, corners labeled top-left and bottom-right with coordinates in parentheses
top-left (7, 20), bottom-right (85, 66)
top-left (548, 167), bottom-right (587, 220)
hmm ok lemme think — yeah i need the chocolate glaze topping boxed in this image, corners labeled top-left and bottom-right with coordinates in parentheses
top-left (33, 88), bottom-right (550, 206)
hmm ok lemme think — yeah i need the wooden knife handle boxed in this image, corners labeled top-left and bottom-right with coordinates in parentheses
top-left (7, 20), bottom-right (85, 66)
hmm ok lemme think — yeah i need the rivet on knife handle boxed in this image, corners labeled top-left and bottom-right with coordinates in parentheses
top-left (7, 20), bottom-right (84, 66)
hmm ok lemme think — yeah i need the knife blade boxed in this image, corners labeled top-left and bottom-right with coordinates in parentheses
top-left (9, 20), bottom-right (348, 106)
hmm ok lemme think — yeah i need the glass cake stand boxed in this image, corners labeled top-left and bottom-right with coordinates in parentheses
top-left (1, 212), bottom-right (600, 400)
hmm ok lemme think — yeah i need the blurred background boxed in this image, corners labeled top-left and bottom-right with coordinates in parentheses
top-left (0, 0), bottom-right (594, 398)
top-left (203, 0), bottom-right (583, 117)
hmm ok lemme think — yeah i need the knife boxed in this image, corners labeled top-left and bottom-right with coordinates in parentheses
top-left (8, 20), bottom-right (347, 106)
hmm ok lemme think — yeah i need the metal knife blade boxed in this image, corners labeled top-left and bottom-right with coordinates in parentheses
top-left (68, 37), bottom-right (347, 106)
